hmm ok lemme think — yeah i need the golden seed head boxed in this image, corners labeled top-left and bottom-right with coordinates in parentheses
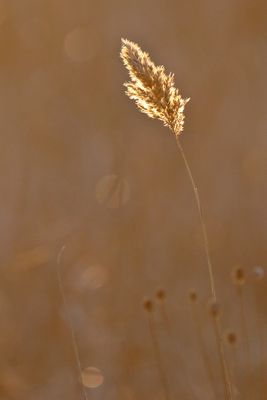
top-left (188, 289), bottom-right (198, 303)
top-left (225, 330), bottom-right (237, 346)
top-left (232, 266), bottom-right (245, 286)
top-left (120, 38), bottom-right (189, 136)
top-left (142, 298), bottom-right (154, 313)
top-left (209, 299), bottom-right (221, 318)
top-left (155, 288), bottom-right (166, 301)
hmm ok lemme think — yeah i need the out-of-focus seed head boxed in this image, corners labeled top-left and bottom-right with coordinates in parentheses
top-left (232, 266), bottom-right (245, 286)
top-left (142, 298), bottom-right (154, 313)
top-left (209, 299), bottom-right (221, 319)
top-left (188, 289), bottom-right (198, 303)
top-left (225, 330), bottom-right (237, 346)
top-left (155, 288), bottom-right (166, 301)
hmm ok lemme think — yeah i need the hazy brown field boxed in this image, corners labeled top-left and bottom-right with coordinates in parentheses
top-left (0, 1), bottom-right (266, 399)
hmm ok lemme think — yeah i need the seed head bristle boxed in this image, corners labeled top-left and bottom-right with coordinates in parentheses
top-left (120, 38), bottom-right (189, 136)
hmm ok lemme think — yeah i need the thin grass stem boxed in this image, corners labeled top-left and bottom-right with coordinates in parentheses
top-left (175, 136), bottom-right (216, 300)
top-left (175, 136), bottom-right (234, 399)
top-left (210, 303), bottom-right (233, 400)
top-left (144, 300), bottom-right (171, 400)
top-left (156, 291), bottom-right (199, 399)
top-left (56, 245), bottom-right (88, 400)
top-left (148, 314), bottom-right (171, 400)
top-left (190, 298), bottom-right (217, 398)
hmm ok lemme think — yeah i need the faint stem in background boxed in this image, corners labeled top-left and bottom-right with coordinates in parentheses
top-left (252, 274), bottom-right (266, 400)
top-left (56, 245), bottom-right (88, 400)
top-left (258, 314), bottom-right (266, 400)
top-left (224, 331), bottom-right (239, 398)
top-left (189, 290), bottom-right (217, 399)
top-left (156, 289), bottom-right (199, 400)
top-left (143, 299), bottom-right (171, 400)
top-left (236, 285), bottom-right (251, 365)
top-left (209, 301), bottom-right (233, 400)
top-left (155, 289), bottom-right (171, 335)
top-left (232, 266), bottom-right (253, 396)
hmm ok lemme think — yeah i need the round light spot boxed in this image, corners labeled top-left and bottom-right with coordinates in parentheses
top-left (64, 27), bottom-right (94, 62)
top-left (95, 174), bottom-right (130, 209)
top-left (81, 367), bottom-right (104, 388)
top-left (77, 265), bottom-right (107, 290)
top-left (253, 265), bottom-right (265, 280)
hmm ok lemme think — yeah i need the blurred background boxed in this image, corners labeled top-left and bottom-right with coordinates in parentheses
top-left (0, 0), bottom-right (266, 399)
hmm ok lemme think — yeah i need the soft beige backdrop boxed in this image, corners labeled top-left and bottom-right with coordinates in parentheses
top-left (0, 0), bottom-right (266, 399)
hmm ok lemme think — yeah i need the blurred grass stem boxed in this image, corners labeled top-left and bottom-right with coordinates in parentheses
top-left (56, 245), bottom-right (88, 400)
top-left (190, 300), bottom-right (217, 397)
top-left (147, 312), bottom-right (171, 400)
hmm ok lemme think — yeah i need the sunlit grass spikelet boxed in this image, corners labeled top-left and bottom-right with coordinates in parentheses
top-left (120, 38), bottom-right (189, 136)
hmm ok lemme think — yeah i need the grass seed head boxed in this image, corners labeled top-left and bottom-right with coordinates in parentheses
top-left (142, 298), bottom-right (154, 313)
top-left (188, 289), bottom-right (198, 303)
top-left (209, 299), bottom-right (221, 319)
top-left (155, 288), bottom-right (166, 301)
top-left (120, 38), bottom-right (189, 136)
top-left (232, 266), bottom-right (245, 286)
top-left (225, 330), bottom-right (237, 346)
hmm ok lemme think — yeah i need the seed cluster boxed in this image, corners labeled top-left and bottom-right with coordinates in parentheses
top-left (120, 39), bottom-right (189, 136)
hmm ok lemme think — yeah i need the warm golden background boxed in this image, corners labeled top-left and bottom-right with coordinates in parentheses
top-left (0, 0), bottom-right (266, 399)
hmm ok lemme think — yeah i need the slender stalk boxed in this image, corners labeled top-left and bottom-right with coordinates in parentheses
top-left (148, 313), bottom-right (171, 400)
top-left (175, 135), bottom-right (216, 300)
top-left (156, 292), bottom-right (199, 399)
top-left (56, 245), bottom-right (88, 400)
top-left (259, 321), bottom-right (266, 400)
top-left (256, 303), bottom-right (266, 400)
top-left (190, 300), bottom-right (217, 398)
top-left (236, 286), bottom-right (251, 366)
top-left (176, 136), bottom-right (233, 399)
top-left (158, 301), bottom-right (171, 335)
top-left (228, 346), bottom-right (238, 399)
top-left (212, 316), bottom-right (233, 400)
